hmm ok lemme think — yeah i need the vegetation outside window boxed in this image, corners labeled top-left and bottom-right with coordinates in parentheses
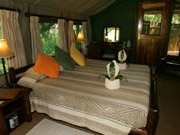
top-left (104, 27), bottom-right (120, 42)
top-left (142, 9), bottom-right (162, 35)
top-left (73, 23), bottom-right (82, 50)
top-left (167, 9), bottom-right (180, 56)
top-left (0, 21), bottom-right (8, 75)
top-left (39, 18), bottom-right (58, 56)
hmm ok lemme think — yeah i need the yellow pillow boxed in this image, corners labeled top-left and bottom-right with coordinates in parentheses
top-left (34, 53), bottom-right (60, 78)
top-left (70, 45), bottom-right (85, 66)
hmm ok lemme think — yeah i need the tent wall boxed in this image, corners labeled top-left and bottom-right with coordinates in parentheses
top-left (0, 0), bottom-right (87, 65)
top-left (0, 0), bottom-right (88, 86)
top-left (0, 0), bottom-right (32, 64)
top-left (90, 0), bottom-right (172, 63)
top-left (90, 0), bottom-right (137, 62)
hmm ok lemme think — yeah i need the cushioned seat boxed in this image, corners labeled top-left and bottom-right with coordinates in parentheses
top-left (102, 53), bottom-right (116, 59)
top-left (102, 49), bottom-right (116, 60)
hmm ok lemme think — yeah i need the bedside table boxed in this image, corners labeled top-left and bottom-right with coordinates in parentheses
top-left (0, 86), bottom-right (32, 135)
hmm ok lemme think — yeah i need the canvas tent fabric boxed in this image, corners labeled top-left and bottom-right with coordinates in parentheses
top-left (9, 0), bottom-right (116, 16)
top-left (0, 10), bottom-right (27, 69)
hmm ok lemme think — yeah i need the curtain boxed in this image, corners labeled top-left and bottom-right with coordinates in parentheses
top-left (58, 19), bottom-right (68, 52)
top-left (0, 10), bottom-right (27, 69)
top-left (82, 22), bottom-right (88, 56)
top-left (68, 20), bottom-right (75, 53)
top-left (30, 16), bottom-right (43, 63)
top-left (87, 17), bottom-right (92, 45)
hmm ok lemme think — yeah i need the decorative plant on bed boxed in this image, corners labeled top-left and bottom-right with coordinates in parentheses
top-left (117, 50), bottom-right (127, 70)
top-left (99, 60), bottom-right (127, 90)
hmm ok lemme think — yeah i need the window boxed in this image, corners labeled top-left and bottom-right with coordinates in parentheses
top-left (0, 21), bottom-right (8, 75)
top-left (104, 27), bottom-right (120, 42)
top-left (142, 9), bottom-right (162, 35)
top-left (73, 23), bottom-right (82, 50)
top-left (167, 9), bottom-right (180, 56)
top-left (39, 18), bottom-right (58, 56)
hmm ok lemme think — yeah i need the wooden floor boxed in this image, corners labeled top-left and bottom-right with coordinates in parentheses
top-left (10, 73), bottom-right (180, 135)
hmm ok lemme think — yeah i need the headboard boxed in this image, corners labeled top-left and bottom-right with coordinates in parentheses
top-left (8, 64), bottom-right (34, 84)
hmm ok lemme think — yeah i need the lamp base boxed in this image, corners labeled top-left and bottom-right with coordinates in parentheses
top-left (1, 83), bottom-right (14, 88)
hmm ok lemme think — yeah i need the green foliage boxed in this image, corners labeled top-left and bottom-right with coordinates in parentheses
top-left (98, 61), bottom-right (126, 81)
top-left (109, 62), bottom-right (115, 77)
top-left (115, 74), bottom-right (124, 80)
top-left (0, 59), bottom-right (8, 74)
top-left (0, 22), bottom-right (8, 74)
top-left (144, 14), bottom-right (162, 23)
top-left (168, 13), bottom-right (180, 56)
top-left (39, 22), bottom-right (58, 56)
top-left (73, 24), bottom-right (82, 50)
top-left (39, 23), bottom-right (82, 56)
top-left (121, 50), bottom-right (124, 60)
top-left (172, 14), bottom-right (180, 24)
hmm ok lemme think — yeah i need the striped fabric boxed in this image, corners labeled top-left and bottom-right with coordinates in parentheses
top-left (17, 66), bottom-right (47, 88)
top-left (28, 59), bottom-right (150, 135)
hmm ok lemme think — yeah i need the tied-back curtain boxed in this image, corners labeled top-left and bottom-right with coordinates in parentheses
top-left (68, 21), bottom-right (75, 53)
top-left (82, 22), bottom-right (88, 56)
top-left (58, 19), bottom-right (68, 52)
top-left (0, 10), bottom-right (27, 69)
top-left (30, 16), bottom-right (43, 63)
top-left (87, 17), bottom-right (92, 46)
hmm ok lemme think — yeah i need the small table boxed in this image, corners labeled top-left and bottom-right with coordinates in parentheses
top-left (0, 86), bottom-right (32, 135)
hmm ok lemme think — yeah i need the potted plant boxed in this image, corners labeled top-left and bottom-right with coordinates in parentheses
top-left (118, 50), bottom-right (127, 70)
top-left (99, 60), bottom-right (126, 90)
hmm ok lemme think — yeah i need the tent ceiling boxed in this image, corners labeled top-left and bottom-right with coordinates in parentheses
top-left (13, 0), bottom-right (116, 16)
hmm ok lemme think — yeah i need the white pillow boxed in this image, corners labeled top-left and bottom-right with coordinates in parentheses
top-left (17, 66), bottom-right (46, 88)
top-left (60, 65), bottom-right (64, 71)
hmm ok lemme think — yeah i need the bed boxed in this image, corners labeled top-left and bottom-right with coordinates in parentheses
top-left (9, 59), bottom-right (159, 135)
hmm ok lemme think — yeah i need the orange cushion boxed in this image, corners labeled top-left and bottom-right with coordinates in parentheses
top-left (34, 53), bottom-right (60, 78)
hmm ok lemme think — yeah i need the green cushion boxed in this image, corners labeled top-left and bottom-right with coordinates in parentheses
top-left (55, 46), bottom-right (75, 70)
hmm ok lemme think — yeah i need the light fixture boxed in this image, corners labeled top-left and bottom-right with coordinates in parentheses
top-left (105, 35), bottom-right (108, 42)
top-left (0, 39), bottom-right (14, 88)
top-left (76, 33), bottom-right (84, 42)
top-left (76, 33), bottom-right (84, 52)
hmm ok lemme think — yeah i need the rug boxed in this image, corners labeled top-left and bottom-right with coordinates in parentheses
top-left (26, 118), bottom-right (93, 135)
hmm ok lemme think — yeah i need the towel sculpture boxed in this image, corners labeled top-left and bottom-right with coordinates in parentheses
top-left (105, 60), bottom-right (121, 90)
top-left (118, 50), bottom-right (127, 70)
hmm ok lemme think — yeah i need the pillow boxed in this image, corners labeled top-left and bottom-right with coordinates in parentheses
top-left (34, 53), bottom-right (60, 78)
top-left (17, 66), bottom-right (47, 88)
top-left (55, 46), bottom-right (75, 70)
top-left (60, 65), bottom-right (64, 71)
top-left (70, 45), bottom-right (85, 66)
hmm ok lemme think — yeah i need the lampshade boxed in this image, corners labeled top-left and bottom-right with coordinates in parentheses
top-left (76, 33), bottom-right (84, 41)
top-left (0, 39), bottom-right (14, 58)
top-left (105, 35), bottom-right (108, 41)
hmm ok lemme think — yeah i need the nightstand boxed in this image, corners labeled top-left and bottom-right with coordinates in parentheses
top-left (0, 86), bottom-right (32, 135)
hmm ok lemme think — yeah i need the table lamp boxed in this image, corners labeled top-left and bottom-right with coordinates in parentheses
top-left (105, 35), bottom-right (108, 42)
top-left (76, 33), bottom-right (84, 52)
top-left (0, 39), bottom-right (14, 88)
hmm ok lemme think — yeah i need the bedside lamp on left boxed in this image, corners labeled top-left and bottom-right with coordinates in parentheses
top-left (0, 39), bottom-right (14, 88)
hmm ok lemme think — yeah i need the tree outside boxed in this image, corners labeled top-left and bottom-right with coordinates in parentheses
top-left (39, 22), bottom-right (59, 56)
top-left (0, 22), bottom-right (8, 75)
top-left (168, 12), bottom-right (180, 56)
top-left (142, 10), bottom-right (162, 35)
top-left (73, 24), bottom-right (82, 50)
